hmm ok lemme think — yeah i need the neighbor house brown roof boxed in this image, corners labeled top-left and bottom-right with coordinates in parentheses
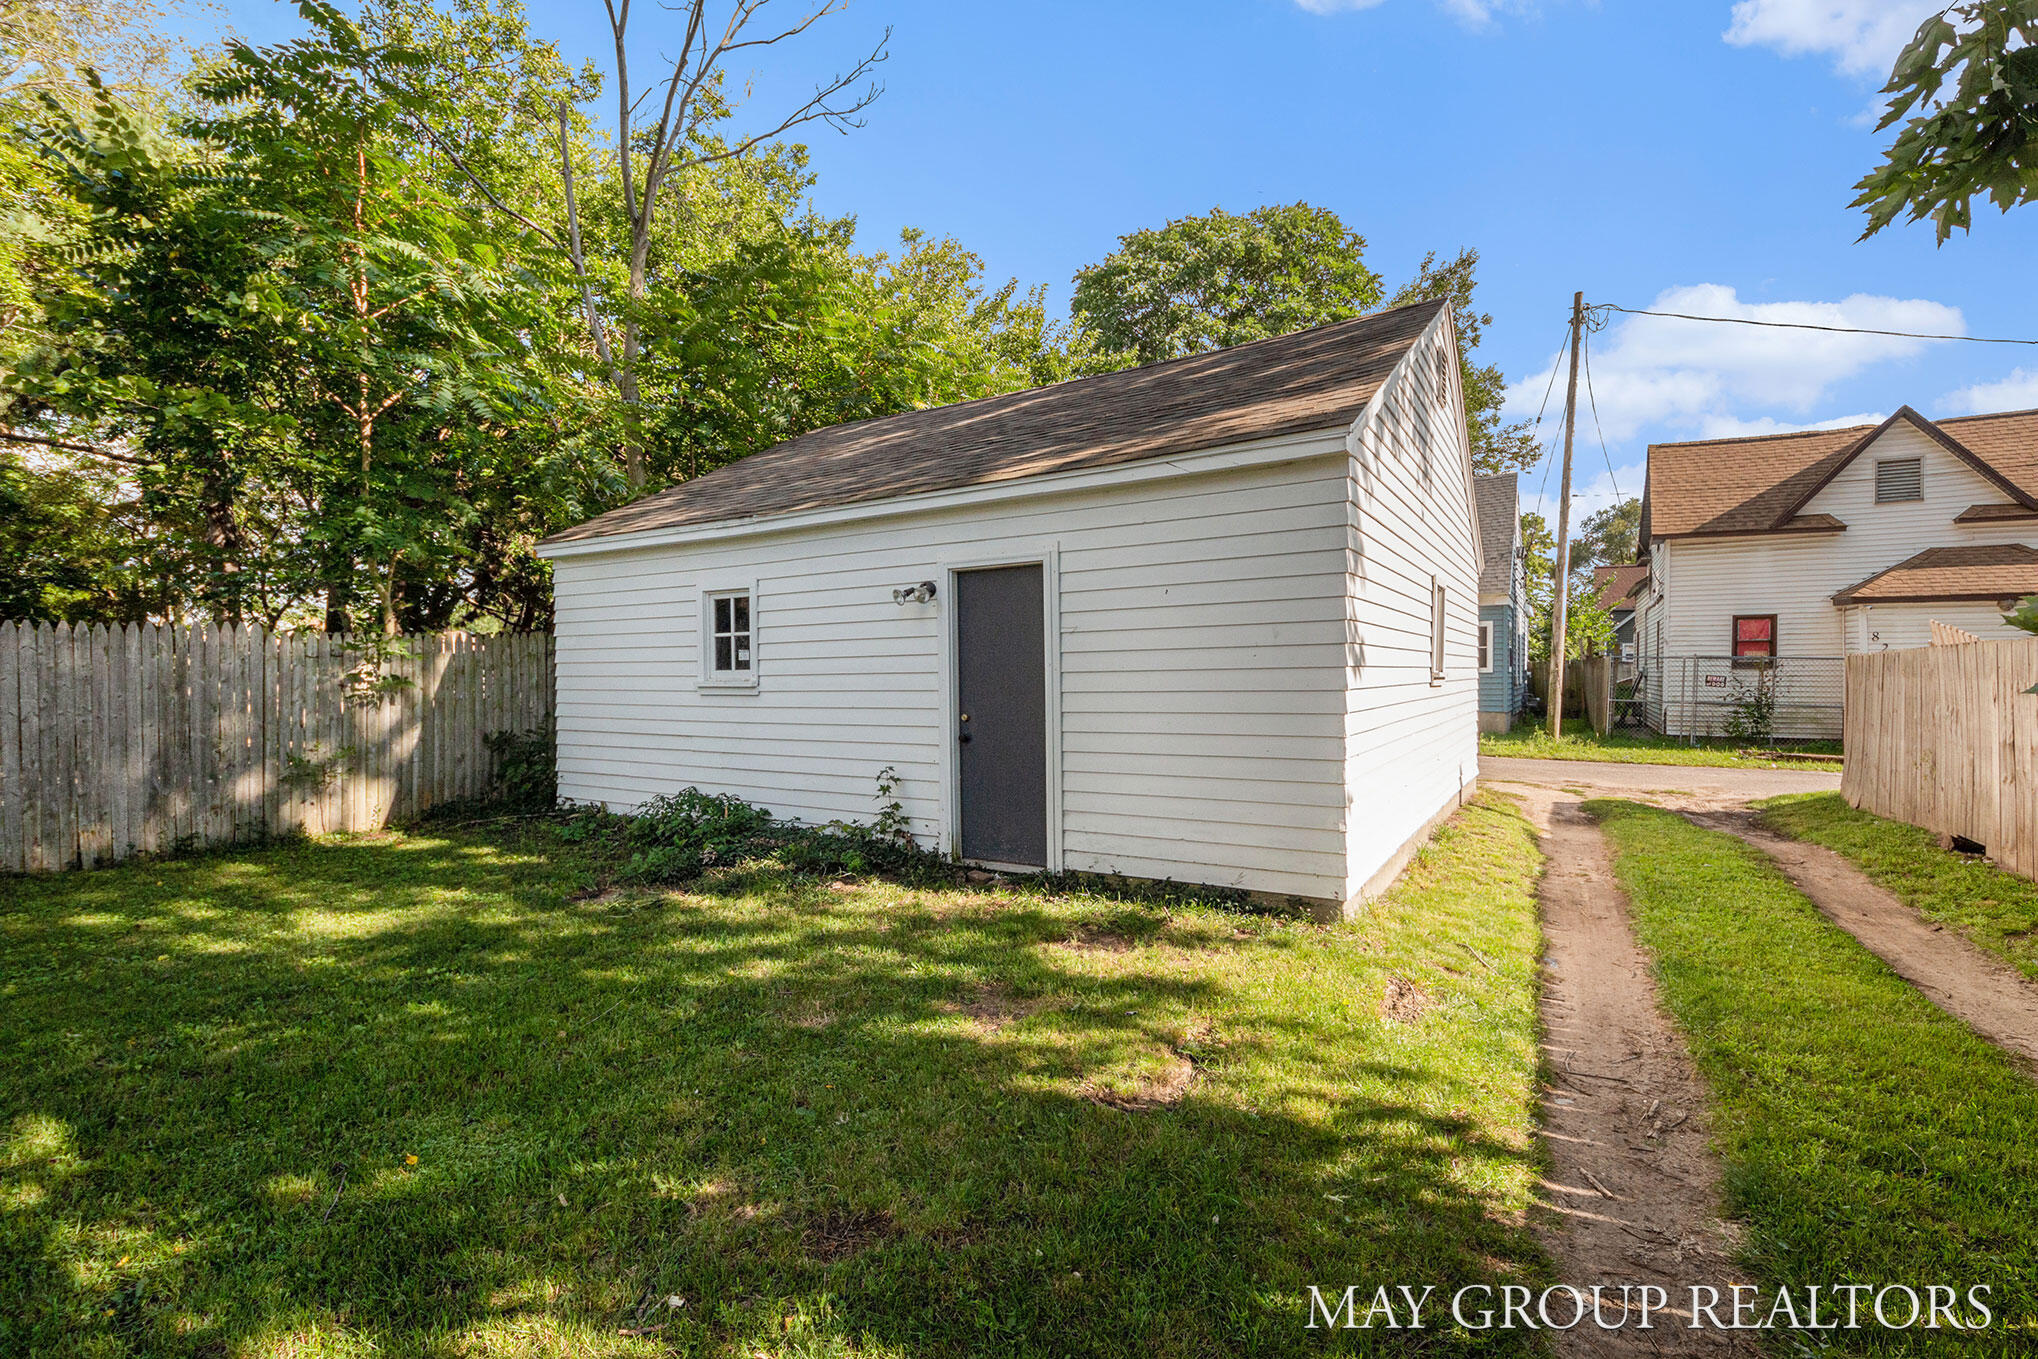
top-left (1591, 562), bottom-right (1649, 610)
top-left (542, 299), bottom-right (1446, 546)
top-left (1473, 473), bottom-right (1518, 596)
top-left (1831, 543), bottom-right (2038, 605)
top-left (1640, 406), bottom-right (2038, 541)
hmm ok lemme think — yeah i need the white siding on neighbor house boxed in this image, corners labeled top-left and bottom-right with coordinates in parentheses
top-left (1841, 600), bottom-right (2030, 650)
top-left (1342, 314), bottom-right (1481, 901)
top-left (549, 432), bottom-right (1359, 902)
top-left (1655, 421), bottom-right (2037, 660)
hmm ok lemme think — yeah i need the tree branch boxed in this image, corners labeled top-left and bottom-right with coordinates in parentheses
top-left (684, 36), bottom-right (886, 171)
top-left (558, 103), bottom-right (620, 377)
top-left (402, 114), bottom-right (568, 252)
top-left (1, 429), bottom-right (150, 465)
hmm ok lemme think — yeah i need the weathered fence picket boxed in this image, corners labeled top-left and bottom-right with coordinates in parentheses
top-left (0, 623), bottom-right (552, 873)
top-left (1843, 637), bottom-right (2038, 883)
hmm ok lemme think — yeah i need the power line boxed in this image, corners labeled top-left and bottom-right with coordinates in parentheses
top-left (1579, 327), bottom-right (1621, 503)
top-left (1589, 304), bottom-right (2038, 347)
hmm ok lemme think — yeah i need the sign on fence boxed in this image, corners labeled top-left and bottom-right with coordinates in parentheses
top-left (1843, 637), bottom-right (2038, 883)
top-left (0, 622), bottom-right (553, 873)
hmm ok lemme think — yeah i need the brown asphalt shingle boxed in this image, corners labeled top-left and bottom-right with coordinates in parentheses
top-left (1831, 543), bottom-right (2038, 604)
top-left (1473, 473), bottom-right (1518, 597)
top-left (542, 299), bottom-right (1446, 546)
top-left (1642, 407), bottom-right (2038, 540)
top-left (1591, 562), bottom-right (1649, 609)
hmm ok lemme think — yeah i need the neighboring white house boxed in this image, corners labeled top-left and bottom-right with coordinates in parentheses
top-left (1633, 405), bottom-right (2038, 738)
top-left (535, 299), bottom-right (1484, 918)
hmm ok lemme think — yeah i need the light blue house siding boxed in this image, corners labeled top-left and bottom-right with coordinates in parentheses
top-left (1479, 602), bottom-right (1525, 720)
top-left (1473, 474), bottom-right (1527, 733)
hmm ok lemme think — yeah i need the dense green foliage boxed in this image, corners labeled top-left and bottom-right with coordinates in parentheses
top-left (1519, 508), bottom-right (1616, 661)
top-left (1854, 0), bottom-right (2038, 243)
top-left (3, 4), bottom-right (1531, 630)
top-left (0, 796), bottom-right (1548, 1356)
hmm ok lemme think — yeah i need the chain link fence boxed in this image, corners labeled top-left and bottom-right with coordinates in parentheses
top-left (1614, 654), bottom-right (1846, 745)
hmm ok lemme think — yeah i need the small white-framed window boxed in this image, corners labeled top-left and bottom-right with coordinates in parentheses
top-left (1430, 577), bottom-right (1447, 683)
top-left (700, 586), bottom-right (756, 687)
top-left (1478, 620), bottom-right (1494, 674)
top-left (1875, 457), bottom-right (1923, 503)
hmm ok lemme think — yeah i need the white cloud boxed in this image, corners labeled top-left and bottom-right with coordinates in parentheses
top-left (1945, 368), bottom-right (2038, 415)
top-left (1723, 0), bottom-right (1942, 78)
top-left (1504, 284), bottom-right (1964, 442)
top-left (1695, 411), bottom-right (1886, 439)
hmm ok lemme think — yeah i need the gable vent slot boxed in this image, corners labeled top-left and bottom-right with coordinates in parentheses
top-left (1876, 458), bottom-right (1923, 503)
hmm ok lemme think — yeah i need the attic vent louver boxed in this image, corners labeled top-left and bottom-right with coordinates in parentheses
top-left (1876, 458), bottom-right (1923, 504)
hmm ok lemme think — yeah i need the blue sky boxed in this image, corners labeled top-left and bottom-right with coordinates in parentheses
top-left (182, 0), bottom-right (2038, 524)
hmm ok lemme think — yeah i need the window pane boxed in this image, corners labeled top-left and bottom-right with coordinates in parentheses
top-left (714, 597), bottom-right (731, 634)
top-left (714, 636), bottom-right (732, 671)
top-left (734, 646), bottom-right (750, 671)
top-left (732, 594), bottom-right (749, 632)
top-left (1733, 616), bottom-right (1775, 658)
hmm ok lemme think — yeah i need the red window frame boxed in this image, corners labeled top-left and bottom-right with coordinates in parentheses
top-left (1731, 614), bottom-right (1777, 664)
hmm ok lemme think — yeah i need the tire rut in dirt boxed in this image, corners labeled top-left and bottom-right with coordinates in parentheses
top-left (1524, 788), bottom-right (1756, 1357)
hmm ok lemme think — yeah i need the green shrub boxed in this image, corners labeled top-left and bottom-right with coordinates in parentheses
top-left (483, 728), bottom-right (557, 813)
top-left (556, 772), bottom-right (951, 889)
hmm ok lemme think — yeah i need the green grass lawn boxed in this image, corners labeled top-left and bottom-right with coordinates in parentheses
top-left (1480, 724), bottom-right (1843, 771)
top-left (0, 796), bottom-right (1549, 1358)
top-left (1759, 793), bottom-right (2038, 983)
top-left (1592, 800), bottom-right (2038, 1352)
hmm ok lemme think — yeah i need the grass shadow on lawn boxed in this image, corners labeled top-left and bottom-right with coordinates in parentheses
top-left (0, 804), bottom-right (1547, 1357)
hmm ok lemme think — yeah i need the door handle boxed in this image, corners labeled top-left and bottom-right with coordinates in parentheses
top-left (958, 733), bottom-right (972, 744)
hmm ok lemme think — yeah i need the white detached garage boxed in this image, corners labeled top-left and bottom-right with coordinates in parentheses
top-left (536, 298), bottom-right (1484, 918)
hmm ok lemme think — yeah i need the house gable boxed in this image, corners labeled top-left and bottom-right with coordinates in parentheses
top-left (1784, 407), bottom-right (2038, 525)
top-left (1797, 415), bottom-right (2012, 526)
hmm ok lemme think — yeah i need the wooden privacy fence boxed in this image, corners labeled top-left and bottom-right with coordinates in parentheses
top-left (1843, 637), bottom-right (2038, 882)
top-left (0, 623), bottom-right (553, 873)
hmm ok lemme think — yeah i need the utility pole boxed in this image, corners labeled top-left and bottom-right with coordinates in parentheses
top-left (1547, 291), bottom-right (1584, 739)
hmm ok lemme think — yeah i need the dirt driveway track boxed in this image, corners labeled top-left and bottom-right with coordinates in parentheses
top-left (1517, 785), bottom-right (1753, 1357)
top-left (1692, 811), bottom-right (2038, 1073)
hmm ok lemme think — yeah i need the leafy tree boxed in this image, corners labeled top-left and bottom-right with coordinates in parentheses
top-left (1854, 1), bottom-right (2038, 243)
top-left (1069, 202), bottom-right (1384, 364)
top-left (1386, 248), bottom-right (1538, 475)
top-left (637, 223), bottom-right (1089, 487)
top-left (414, 0), bottom-right (888, 490)
top-left (0, 450), bottom-right (172, 622)
top-left (1521, 509), bottom-right (1615, 661)
top-left (1567, 497), bottom-right (1641, 573)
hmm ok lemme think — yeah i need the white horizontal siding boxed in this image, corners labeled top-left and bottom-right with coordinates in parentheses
top-left (1658, 423), bottom-right (2035, 659)
top-left (1644, 422), bottom-right (2038, 737)
top-left (549, 435), bottom-right (1357, 901)
top-left (1844, 600), bottom-right (2031, 651)
top-left (1342, 313), bottom-right (1481, 900)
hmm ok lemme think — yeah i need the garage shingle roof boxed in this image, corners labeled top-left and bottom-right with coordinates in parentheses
top-left (1641, 407), bottom-right (2038, 540)
top-left (1831, 543), bottom-right (2038, 605)
top-left (542, 299), bottom-right (1446, 545)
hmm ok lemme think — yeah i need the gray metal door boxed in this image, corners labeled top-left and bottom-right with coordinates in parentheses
top-left (955, 564), bottom-right (1047, 868)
